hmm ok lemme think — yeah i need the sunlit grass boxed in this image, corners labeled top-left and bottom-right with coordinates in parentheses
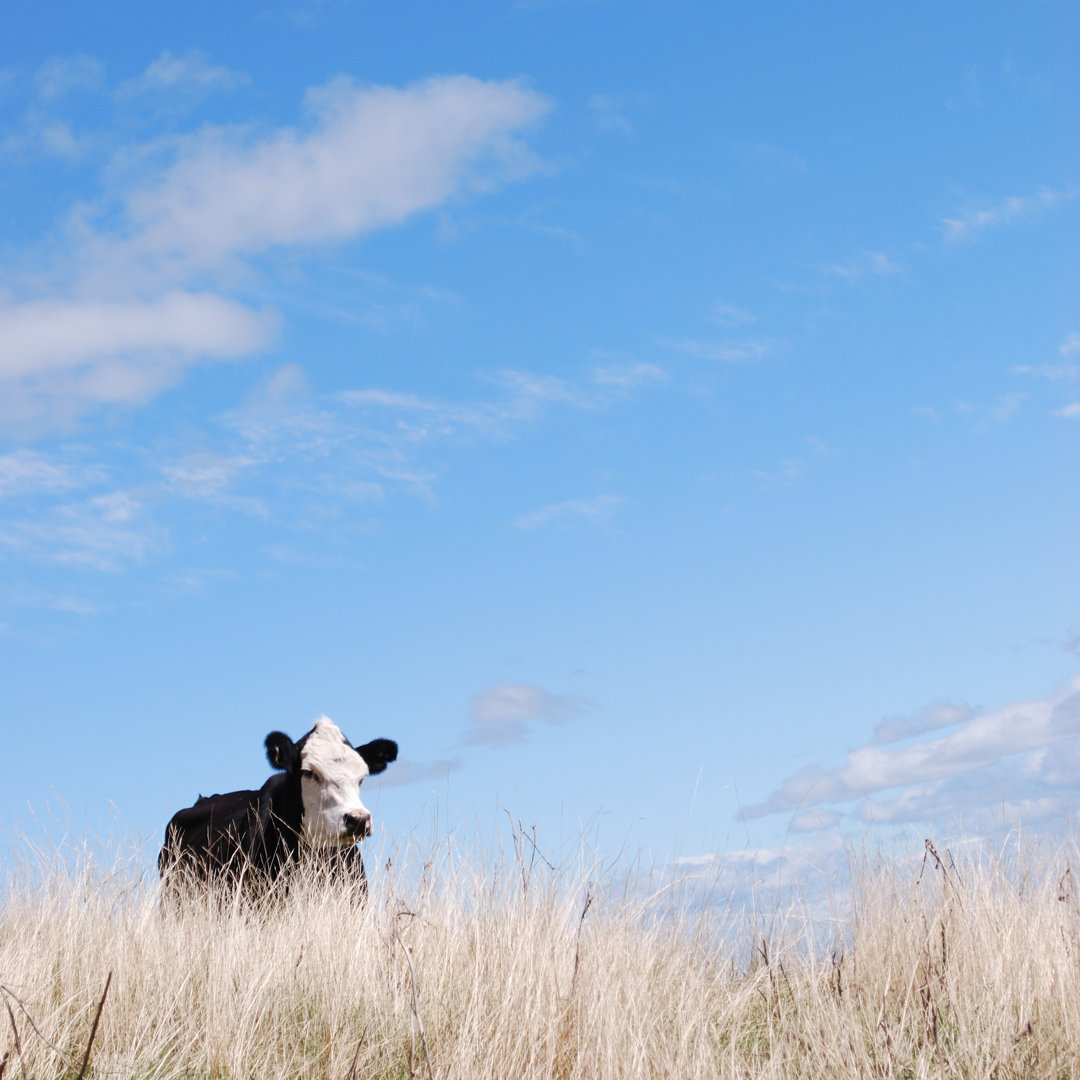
top-left (1, 822), bottom-right (1079, 1078)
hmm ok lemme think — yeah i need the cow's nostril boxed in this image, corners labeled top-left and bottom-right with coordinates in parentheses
top-left (344, 812), bottom-right (371, 837)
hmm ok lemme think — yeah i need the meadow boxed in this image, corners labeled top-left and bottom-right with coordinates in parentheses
top-left (1, 822), bottom-right (1078, 1079)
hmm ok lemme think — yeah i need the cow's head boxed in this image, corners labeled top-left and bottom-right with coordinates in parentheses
top-left (265, 716), bottom-right (398, 848)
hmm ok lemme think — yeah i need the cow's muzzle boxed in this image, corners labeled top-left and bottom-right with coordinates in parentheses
top-left (343, 811), bottom-right (372, 839)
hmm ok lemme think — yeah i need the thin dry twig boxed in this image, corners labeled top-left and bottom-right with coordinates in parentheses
top-left (76, 970), bottom-right (112, 1080)
top-left (569, 888), bottom-right (593, 999)
top-left (923, 838), bottom-right (966, 911)
top-left (344, 1022), bottom-right (370, 1080)
top-left (0, 992), bottom-right (26, 1080)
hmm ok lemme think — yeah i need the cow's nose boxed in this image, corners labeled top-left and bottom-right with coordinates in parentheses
top-left (343, 811), bottom-right (371, 838)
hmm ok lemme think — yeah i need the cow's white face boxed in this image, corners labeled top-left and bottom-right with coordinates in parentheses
top-left (298, 717), bottom-right (371, 848)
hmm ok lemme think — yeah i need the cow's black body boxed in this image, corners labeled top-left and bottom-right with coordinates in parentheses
top-left (159, 720), bottom-right (396, 900)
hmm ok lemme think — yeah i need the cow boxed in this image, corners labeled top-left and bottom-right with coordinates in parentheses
top-left (159, 715), bottom-right (397, 900)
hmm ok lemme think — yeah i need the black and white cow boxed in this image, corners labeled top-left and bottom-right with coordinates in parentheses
top-left (159, 716), bottom-right (397, 897)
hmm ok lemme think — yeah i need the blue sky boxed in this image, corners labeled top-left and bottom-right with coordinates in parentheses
top-left (2, 0), bottom-right (1078, 879)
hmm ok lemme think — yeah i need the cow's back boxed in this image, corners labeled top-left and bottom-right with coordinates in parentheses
top-left (159, 775), bottom-right (297, 893)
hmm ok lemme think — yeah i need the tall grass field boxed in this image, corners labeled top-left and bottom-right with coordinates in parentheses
top-left (1, 823), bottom-right (1079, 1079)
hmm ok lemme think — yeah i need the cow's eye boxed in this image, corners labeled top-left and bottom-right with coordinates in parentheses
top-left (300, 768), bottom-right (322, 783)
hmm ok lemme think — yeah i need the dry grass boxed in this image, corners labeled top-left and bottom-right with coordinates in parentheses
top-left (2, 823), bottom-right (1080, 1079)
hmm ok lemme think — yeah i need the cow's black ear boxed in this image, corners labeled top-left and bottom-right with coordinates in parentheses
top-left (356, 738), bottom-right (398, 776)
top-left (265, 731), bottom-right (298, 771)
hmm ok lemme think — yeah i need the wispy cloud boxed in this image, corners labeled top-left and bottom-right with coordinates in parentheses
top-left (337, 360), bottom-right (660, 447)
top-left (707, 303), bottom-right (756, 328)
top-left (1012, 363), bottom-right (1079, 382)
top-left (200, 355), bottom-right (661, 530)
top-left (820, 250), bottom-right (902, 283)
top-left (0, 450), bottom-right (106, 499)
top-left (116, 50), bottom-right (247, 99)
top-left (0, 340), bottom-right (668, 581)
top-left (0, 489), bottom-right (162, 571)
top-left (338, 370), bottom-right (579, 443)
top-left (468, 682), bottom-right (584, 746)
top-left (158, 452), bottom-right (268, 516)
top-left (591, 360), bottom-right (667, 391)
top-left (735, 142), bottom-right (807, 182)
top-left (372, 757), bottom-right (461, 787)
top-left (1012, 334), bottom-right (1080, 414)
top-left (587, 92), bottom-right (644, 136)
top-left (512, 494), bottom-right (624, 531)
top-left (873, 702), bottom-right (976, 744)
top-left (941, 185), bottom-right (1076, 243)
top-left (660, 338), bottom-right (775, 363)
top-left (752, 458), bottom-right (805, 487)
top-left (35, 55), bottom-right (105, 100)
top-left (955, 392), bottom-right (1027, 428)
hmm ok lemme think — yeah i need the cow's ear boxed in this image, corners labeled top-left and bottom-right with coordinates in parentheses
top-left (356, 738), bottom-right (398, 776)
top-left (265, 731), bottom-right (298, 772)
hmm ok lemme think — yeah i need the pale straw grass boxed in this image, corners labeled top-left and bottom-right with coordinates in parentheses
top-left (1, 823), bottom-right (1079, 1079)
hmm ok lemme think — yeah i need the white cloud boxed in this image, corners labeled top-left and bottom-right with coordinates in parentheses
top-left (513, 494), bottom-right (624, 531)
top-left (0, 293), bottom-right (278, 432)
top-left (941, 185), bottom-right (1076, 243)
top-left (742, 679), bottom-right (1080, 828)
top-left (0, 294), bottom-right (276, 382)
top-left (469, 682), bottom-right (583, 746)
top-left (1061, 332), bottom-right (1080, 357)
top-left (1055, 403), bottom-right (1080, 419)
top-left (112, 75), bottom-right (550, 276)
